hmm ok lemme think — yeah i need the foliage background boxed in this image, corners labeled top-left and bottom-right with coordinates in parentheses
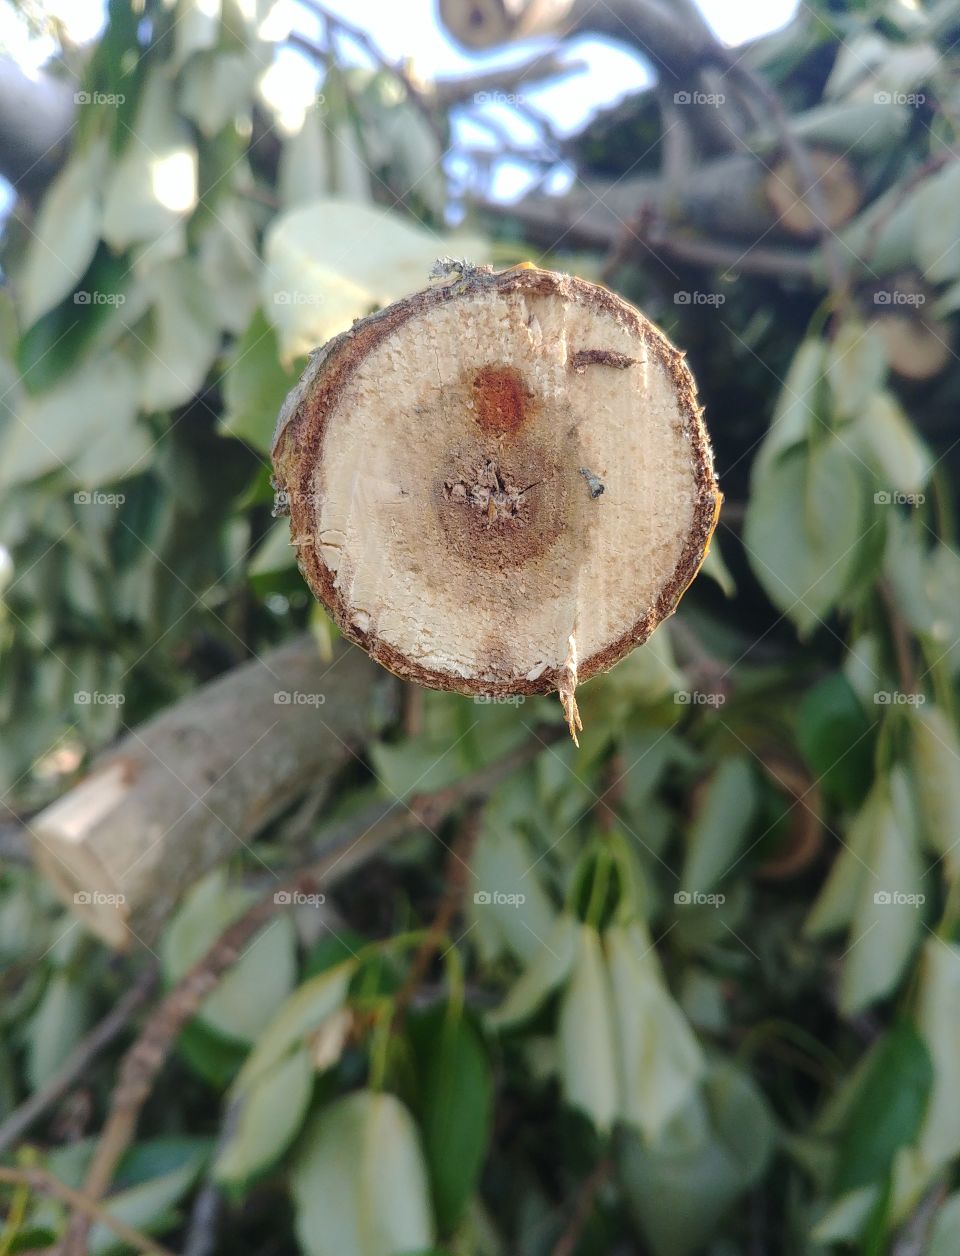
top-left (3, 0), bottom-right (960, 1253)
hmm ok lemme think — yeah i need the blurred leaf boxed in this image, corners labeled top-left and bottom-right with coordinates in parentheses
top-left (681, 757), bottom-right (757, 895)
top-left (24, 974), bottom-right (90, 1091)
top-left (488, 913), bottom-right (578, 1030)
top-left (219, 309), bottom-right (304, 452)
top-left (290, 1090), bottom-right (435, 1256)
top-left (835, 1020), bottom-right (932, 1194)
top-left (408, 1004), bottom-right (493, 1234)
top-left (744, 439), bottom-right (869, 636)
top-left (606, 924), bottom-right (704, 1143)
top-left (752, 339), bottom-right (825, 481)
top-left (162, 870), bottom-right (297, 1044)
top-left (89, 1147), bottom-right (207, 1255)
top-left (797, 673), bottom-right (876, 810)
top-left (910, 705), bottom-right (960, 875)
top-left (825, 321), bottom-right (886, 421)
top-left (102, 67), bottom-right (197, 251)
top-left (915, 940), bottom-right (960, 1169)
top-left (214, 1044), bottom-right (314, 1186)
top-left (851, 392), bottom-right (933, 496)
top-left (929, 1193), bottom-right (960, 1256)
top-left (138, 258), bottom-right (219, 410)
top-left (18, 142), bottom-right (107, 327)
top-left (558, 925), bottom-right (618, 1133)
top-left (914, 161), bottom-right (960, 283)
top-left (468, 825), bottom-right (557, 966)
top-left (234, 959), bottom-right (356, 1093)
top-left (262, 199), bottom-right (486, 359)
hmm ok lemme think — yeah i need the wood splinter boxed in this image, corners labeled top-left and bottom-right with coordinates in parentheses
top-left (272, 264), bottom-right (720, 745)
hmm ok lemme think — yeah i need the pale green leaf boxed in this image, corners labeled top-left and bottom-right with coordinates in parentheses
top-left (214, 1044), bottom-right (314, 1185)
top-left (138, 258), bottom-right (220, 410)
top-left (825, 320), bottom-right (886, 421)
top-left (290, 1091), bottom-right (435, 1256)
top-left (681, 757), bottom-right (756, 896)
top-left (558, 925), bottom-right (619, 1132)
top-left (19, 142), bottom-right (107, 326)
top-left (914, 161), bottom-right (960, 283)
top-left (25, 975), bottom-right (90, 1090)
top-left (915, 940), bottom-right (960, 1168)
top-left (488, 913), bottom-right (579, 1030)
top-left (852, 391), bottom-right (933, 495)
top-left (752, 339), bottom-right (825, 482)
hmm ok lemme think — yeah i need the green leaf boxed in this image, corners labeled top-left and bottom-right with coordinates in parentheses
top-left (219, 310), bottom-right (305, 452)
top-left (290, 1090), bottom-right (435, 1256)
top-left (24, 974), bottom-right (90, 1091)
top-left (681, 757), bottom-right (757, 895)
top-left (851, 392), bottom-right (933, 496)
top-left (910, 706), bottom-right (960, 876)
top-left (102, 67), bottom-right (197, 251)
top-left (606, 924), bottom-right (704, 1143)
top-left (487, 913), bottom-right (579, 1030)
top-left (137, 258), bottom-right (219, 411)
top-left (825, 321), bottom-right (886, 421)
top-left (558, 925), bottom-right (619, 1133)
top-left (214, 1044), bottom-right (314, 1186)
top-left (839, 768), bottom-right (925, 1015)
top-left (162, 870), bottom-right (297, 1044)
top-left (234, 959), bottom-right (356, 1093)
top-left (835, 1021), bottom-right (932, 1194)
top-left (929, 1193), bottom-right (960, 1256)
top-left (89, 1148), bottom-right (207, 1255)
top-left (18, 142), bottom-right (107, 326)
top-left (752, 338), bottom-right (825, 481)
top-left (408, 1005), bottom-right (493, 1234)
top-left (915, 940), bottom-right (960, 1169)
top-left (914, 161), bottom-right (960, 283)
top-left (797, 673), bottom-right (876, 810)
top-left (468, 825), bottom-right (557, 966)
top-left (262, 199), bottom-right (486, 360)
top-left (744, 439), bottom-right (870, 636)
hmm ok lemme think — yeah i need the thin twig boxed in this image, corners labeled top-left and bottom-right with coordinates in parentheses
top-left (0, 964), bottom-right (158, 1155)
top-left (60, 728), bottom-right (560, 1255)
top-left (0, 1166), bottom-right (175, 1256)
top-left (550, 1157), bottom-right (612, 1256)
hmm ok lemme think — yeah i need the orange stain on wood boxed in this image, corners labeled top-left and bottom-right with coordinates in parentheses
top-left (472, 366), bottom-right (530, 435)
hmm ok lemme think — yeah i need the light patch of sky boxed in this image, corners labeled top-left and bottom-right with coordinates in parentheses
top-left (0, 0), bottom-right (799, 212)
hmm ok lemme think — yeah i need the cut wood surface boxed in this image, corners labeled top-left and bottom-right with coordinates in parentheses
top-left (272, 264), bottom-right (721, 740)
top-left (29, 638), bottom-right (392, 947)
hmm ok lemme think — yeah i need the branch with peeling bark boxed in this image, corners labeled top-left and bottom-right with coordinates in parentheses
top-left (29, 637), bottom-right (395, 947)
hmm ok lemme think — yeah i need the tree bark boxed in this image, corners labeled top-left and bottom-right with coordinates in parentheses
top-left (29, 637), bottom-right (394, 948)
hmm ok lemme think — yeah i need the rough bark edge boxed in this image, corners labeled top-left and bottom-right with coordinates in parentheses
top-left (272, 265), bottom-right (721, 697)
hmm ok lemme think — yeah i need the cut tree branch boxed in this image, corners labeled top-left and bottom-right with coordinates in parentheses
top-left (29, 637), bottom-right (395, 947)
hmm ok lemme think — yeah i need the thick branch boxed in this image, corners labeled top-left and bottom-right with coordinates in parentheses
top-left (29, 637), bottom-right (395, 947)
